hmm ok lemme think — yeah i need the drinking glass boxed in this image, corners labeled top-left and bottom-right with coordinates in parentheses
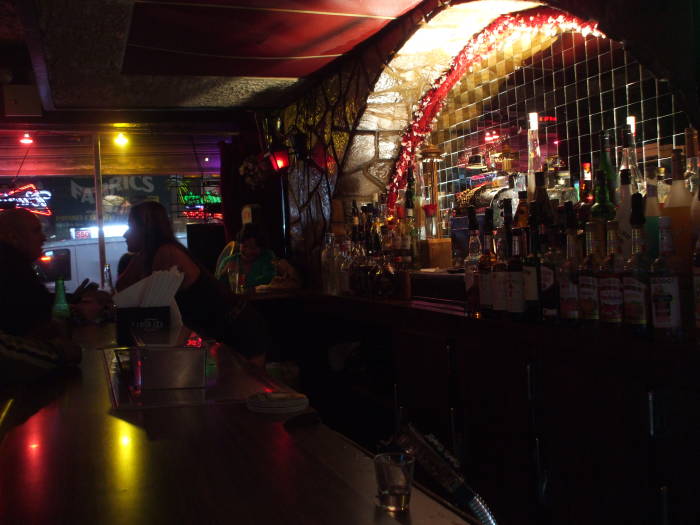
top-left (373, 452), bottom-right (415, 512)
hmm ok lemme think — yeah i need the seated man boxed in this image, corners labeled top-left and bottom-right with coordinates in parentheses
top-left (0, 208), bottom-right (81, 375)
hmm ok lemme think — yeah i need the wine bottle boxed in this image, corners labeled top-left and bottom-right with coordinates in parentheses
top-left (598, 220), bottom-right (624, 327)
top-left (623, 193), bottom-right (651, 337)
top-left (579, 221), bottom-right (601, 326)
top-left (590, 169), bottom-right (616, 224)
top-left (463, 206), bottom-right (481, 318)
top-left (650, 216), bottom-right (684, 343)
top-left (478, 208), bottom-right (496, 319)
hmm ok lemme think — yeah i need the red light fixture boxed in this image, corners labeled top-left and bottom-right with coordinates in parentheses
top-left (268, 138), bottom-right (290, 172)
top-left (19, 133), bottom-right (33, 145)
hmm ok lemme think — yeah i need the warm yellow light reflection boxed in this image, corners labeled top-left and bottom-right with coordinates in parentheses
top-left (120, 435), bottom-right (131, 446)
top-left (114, 133), bottom-right (129, 147)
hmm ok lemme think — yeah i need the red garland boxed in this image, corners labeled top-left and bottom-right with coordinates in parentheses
top-left (386, 7), bottom-right (603, 210)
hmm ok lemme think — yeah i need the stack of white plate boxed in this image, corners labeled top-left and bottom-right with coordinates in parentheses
top-left (246, 391), bottom-right (309, 414)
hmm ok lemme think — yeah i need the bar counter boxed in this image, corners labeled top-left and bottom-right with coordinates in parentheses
top-left (0, 324), bottom-right (472, 525)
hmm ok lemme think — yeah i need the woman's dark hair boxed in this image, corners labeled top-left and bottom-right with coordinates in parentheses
top-left (128, 200), bottom-right (181, 272)
top-left (238, 222), bottom-right (268, 249)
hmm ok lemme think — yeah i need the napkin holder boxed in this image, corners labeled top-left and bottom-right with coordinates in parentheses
top-left (116, 306), bottom-right (170, 346)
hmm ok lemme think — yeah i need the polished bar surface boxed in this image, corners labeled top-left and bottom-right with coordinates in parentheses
top-left (0, 325), bottom-right (471, 525)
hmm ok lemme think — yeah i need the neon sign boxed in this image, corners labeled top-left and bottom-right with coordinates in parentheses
top-left (0, 184), bottom-right (53, 216)
top-left (181, 191), bottom-right (222, 206)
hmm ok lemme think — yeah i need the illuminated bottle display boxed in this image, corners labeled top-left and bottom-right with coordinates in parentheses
top-left (598, 220), bottom-right (624, 326)
top-left (478, 208), bottom-right (496, 318)
top-left (558, 202), bottom-right (579, 322)
top-left (650, 216), bottom-right (683, 342)
top-left (662, 149), bottom-right (692, 274)
top-left (463, 206), bottom-right (481, 318)
top-left (623, 193), bottom-right (651, 335)
top-left (507, 228), bottom-right (525, 320)
top-left (579, 221), bottom-right (601, 324)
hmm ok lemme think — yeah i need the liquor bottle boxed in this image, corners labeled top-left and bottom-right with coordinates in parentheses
top-left (618, 169), bottom-right (633, 260)
top-left (507, 228), bottom-right (525, 321)
top-left (644, 167), bottom-right (661, 261)
top-left (534, 171), bottom-right (554, 227)
top-left (463, 206), bottom-right (481, 318)
top-left (599, 130), bottom-right (618, 205)
top-left (579, 222), bottom-right (602, 326)
top-left (539, 218), bottom-right (560, 322)
top-left (513, 191), bottom-right (529, 228)
top-left (558, 202), bottom-right (579, 323)
top-left (52, 277), bottom-right (70, 321)
top-left (103, 263), bottom-right (115, 295)
top-left (527, 112), bottom-right (542, 200)
top-left (662, 149), bottom-right (693, 274)
top-left (651, 216), bottom-right (684, 342)
top-left (590, 170), bottom-right (616, 224)
top-left (492, 201), bottom-right (511, 319)
top-left (621, 126), bottom-right (643, 194)
top-left (623, 193), bottom-right (651, 336)
top-left (478, 208), bottom-right (496, 318)
top-left (598, 220), bottom-right (625, 327)
top-left (523, 202), bottom-right (542, 322)
top-left (351, 200), bottom-right (361, 245)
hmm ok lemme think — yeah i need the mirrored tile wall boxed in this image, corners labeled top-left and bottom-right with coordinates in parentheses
top-left (430, 31), bottom-right (690, 209)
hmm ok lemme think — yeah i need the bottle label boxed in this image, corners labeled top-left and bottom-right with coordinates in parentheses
top-left (559, 278), bottom-right (579, 319)
top-left (694, 271), bottom-right (700, 329)
top-left (650, 276), bottom-right (681, 329)
top-left (523, 266), bottom-right (539, 301)
top-left (623, 277), bottom-right (648, 325)
top-left (478, 272), bottom-right (492, 308)
top-left (492, 271), bottom-right (507, 311)
top-left (507, 271), bottom-right (525, 313)
top-left (599, 276), bottom-right (623, 323)
top-left (579, 275), bottom-right (599, 320)
top-left (540, 266), bottom-right (555, 293)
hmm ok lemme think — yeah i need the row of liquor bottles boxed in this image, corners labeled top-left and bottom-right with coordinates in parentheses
top-left (464, 157), bottom-right (700, 343)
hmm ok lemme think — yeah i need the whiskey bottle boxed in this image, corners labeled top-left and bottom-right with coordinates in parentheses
top-left (478, 208), bottom-right (496, 319)
top-left (623, 193), bottom-right (651, 337)
top-left (650, 216), bottom-right (684, 342)
top-left (598, 220), bottom-right (624, 327)
top-left (579, 221), bottom-right (602, 326)
top-left (514, 190), bottom-right (529, 228)
top-left (463, 206), bottom-right (481, 318)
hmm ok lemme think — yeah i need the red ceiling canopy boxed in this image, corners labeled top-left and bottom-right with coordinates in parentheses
top-left (123, 0), bottom-right (423, 78)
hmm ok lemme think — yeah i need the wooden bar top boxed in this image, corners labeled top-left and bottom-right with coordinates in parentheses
top-left (0, 325), bottom-right (472, 525)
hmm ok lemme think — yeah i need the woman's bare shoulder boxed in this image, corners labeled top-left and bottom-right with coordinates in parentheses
top-left (153, 243), bottom-right (195, 270)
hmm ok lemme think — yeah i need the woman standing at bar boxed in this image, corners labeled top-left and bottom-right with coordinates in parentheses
top-left (116, 201), bottom-right (269, 365)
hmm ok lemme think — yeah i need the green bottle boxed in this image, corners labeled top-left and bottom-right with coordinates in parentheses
top-left (590, 170), bottom-right (616, 223)
top-left (52, 277), bottom-right (71, 321)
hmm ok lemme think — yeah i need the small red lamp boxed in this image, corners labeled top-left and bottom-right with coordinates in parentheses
top-left (268, 139), bottom-right (290, 172)
top-left (19, 133), bottom-right (33, 145)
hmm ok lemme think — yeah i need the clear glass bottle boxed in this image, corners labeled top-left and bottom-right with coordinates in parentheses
top-left (598, 220), bottom-right (625, 327)
top-left (463, 206), bottom-right (481, 318)
top-left (618, 169), bottom-right (633, 260)
top-left (651, 216), bottom-right (684, 342)
top-left (621, 126), bottom-right (643, 194)
top-left (527, 112), bottom-right (542, 201)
